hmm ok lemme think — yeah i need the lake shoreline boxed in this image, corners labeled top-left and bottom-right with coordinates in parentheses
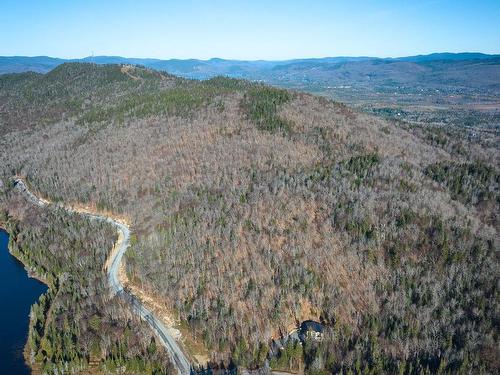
top-left (0, 224), bottom-right (49, 287)
top-left (0, 226), bottom-right (48, 375)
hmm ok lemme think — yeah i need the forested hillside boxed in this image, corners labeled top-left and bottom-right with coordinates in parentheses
top-left (3, 55), bottom-right (499, 135)
top-left (0, 63), bottom-right (498, 374)
top-left (0, 185), bottom-right (174, 374)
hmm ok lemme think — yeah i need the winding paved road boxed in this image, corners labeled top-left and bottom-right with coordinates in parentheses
top-left (14, 179), bottom-right (192, 375)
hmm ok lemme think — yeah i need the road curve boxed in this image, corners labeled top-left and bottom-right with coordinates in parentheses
top-left (14, 179), bottom-right (192, 375)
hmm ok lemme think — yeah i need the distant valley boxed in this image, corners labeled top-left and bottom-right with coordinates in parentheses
top-left (3, 53), bottom-right (499, 136)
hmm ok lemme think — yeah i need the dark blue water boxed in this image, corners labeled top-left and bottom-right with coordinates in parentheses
top-left (0, 229), bottom-right (47, 374)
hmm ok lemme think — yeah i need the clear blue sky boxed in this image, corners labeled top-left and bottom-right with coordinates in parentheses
top-left (1, 0), bottom-right (499, 60)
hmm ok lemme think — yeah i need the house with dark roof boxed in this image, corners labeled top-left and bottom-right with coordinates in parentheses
top-left (299, 320), bottom-right (324, 341)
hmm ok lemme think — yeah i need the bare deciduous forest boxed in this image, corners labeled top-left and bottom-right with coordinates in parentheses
top-left (0, 63), bottom-right (498, 374)
top-left (0, 188), bottom-right (174, 374)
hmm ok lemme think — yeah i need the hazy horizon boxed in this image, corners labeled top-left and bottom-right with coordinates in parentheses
top-left (1, 0), bottom-right (499, 60)
top-left (2, 51), bottom-right (499, 62)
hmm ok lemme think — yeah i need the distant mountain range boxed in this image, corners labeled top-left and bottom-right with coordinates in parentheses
top-left (2, 53), bottom-right (499, 124)
top-left (1, 52), bottom-right (499, 79)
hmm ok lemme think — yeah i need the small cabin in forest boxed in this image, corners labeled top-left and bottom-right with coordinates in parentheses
top-left (299, 320), bottom-right (324, 341)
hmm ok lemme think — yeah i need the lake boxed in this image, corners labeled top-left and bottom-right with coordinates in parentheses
top-left (0, 229), bottom-right (47, 374)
